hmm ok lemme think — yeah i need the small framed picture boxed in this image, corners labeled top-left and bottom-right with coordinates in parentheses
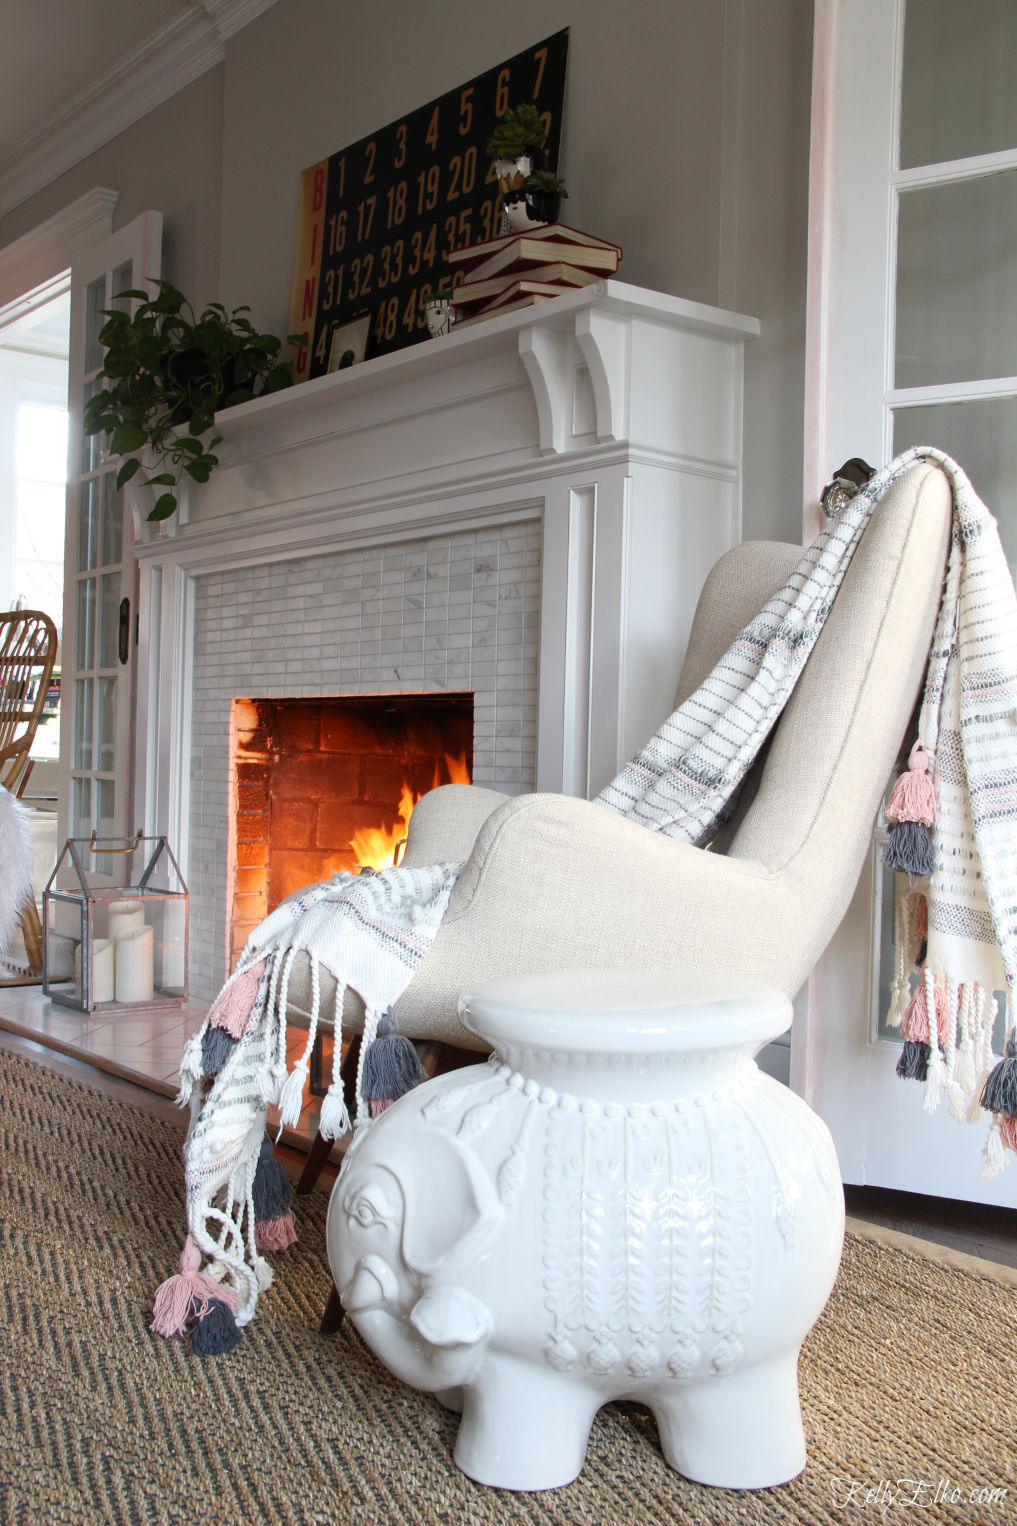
top-left (327, 315), bottom-right (371, 372)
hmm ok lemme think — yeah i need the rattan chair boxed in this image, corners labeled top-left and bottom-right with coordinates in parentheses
top-left (0, 609), bottom-right (58, 977)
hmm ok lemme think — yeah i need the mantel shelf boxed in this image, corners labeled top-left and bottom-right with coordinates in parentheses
top-left (212, 279), bottom-right (759, 442)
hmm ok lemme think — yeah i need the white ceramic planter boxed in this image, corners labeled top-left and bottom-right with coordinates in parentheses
top-left (327, 970), bottom-right (844, 1492)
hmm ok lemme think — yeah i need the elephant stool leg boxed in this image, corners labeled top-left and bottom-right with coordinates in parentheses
top-left (652, 1350), bottom-right (806, 1490)
top-left (452, 1354), bottom-right (600, 1491)
top-left (319, 1283), bottom-right (345, 1336)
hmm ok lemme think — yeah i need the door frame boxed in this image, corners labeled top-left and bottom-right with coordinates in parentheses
top-left (797, 0), bottom-right (1015, 1202)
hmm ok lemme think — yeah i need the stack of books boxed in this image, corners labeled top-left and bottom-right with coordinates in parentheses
top-left (447, 224), bottom-right (622, 326)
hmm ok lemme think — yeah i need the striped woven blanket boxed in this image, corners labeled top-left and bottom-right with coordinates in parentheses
top-left (155, 446), bottom-right (1017, 1352)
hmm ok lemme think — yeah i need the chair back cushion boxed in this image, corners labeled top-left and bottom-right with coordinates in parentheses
top-left (674, 541), bottom-right (802, 709)
top-left (729, 462), bottom-right (951, 947)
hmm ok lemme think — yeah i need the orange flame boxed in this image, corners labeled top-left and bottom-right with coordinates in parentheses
top-left (349, 751), bottom-right (471, 870)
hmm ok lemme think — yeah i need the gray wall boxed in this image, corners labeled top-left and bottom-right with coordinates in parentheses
top-left (0, 0), bottom-right (814, 540)
top-left (0, 69), bottom-right (224, 312)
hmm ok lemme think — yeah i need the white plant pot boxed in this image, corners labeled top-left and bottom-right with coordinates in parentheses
top-left (501, 199), bottom-right (546, 233)
top-left (328, 969), bottom-right (844, 1492)
top-left (424, 299), bottom-right (454, 339)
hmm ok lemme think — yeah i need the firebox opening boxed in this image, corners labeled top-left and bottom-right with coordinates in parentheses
top-left (229, 693), bottom-right (473, 965)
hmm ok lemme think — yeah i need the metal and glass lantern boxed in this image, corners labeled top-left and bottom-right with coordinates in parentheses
top-left (42, 832), bottom-right (188, 1013)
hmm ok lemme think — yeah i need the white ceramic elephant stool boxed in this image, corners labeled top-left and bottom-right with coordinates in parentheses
top-left (327, 971), bottom-right (845, 1492)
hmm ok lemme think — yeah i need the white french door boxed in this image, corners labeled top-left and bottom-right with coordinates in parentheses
top-left (801, 0), bottom-right (1016, 1201)
top-left (59, 213), bottom-right (162, 882)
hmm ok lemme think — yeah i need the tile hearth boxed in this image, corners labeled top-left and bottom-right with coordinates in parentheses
top-left (0, 987), bottom-right (332, 1151)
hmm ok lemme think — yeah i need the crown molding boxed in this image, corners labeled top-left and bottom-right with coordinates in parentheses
top-left (200, 0), bottom-right (281, 41)
top-left (0, 1), bottom-right (281, 222)
top-left (0, 187), bottom-right (118, 313)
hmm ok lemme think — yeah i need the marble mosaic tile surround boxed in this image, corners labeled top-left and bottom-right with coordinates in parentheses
top-left (187, 519), bottom-right (542, 998)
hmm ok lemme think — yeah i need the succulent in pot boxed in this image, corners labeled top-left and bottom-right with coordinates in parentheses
top-left (82, 280), bottom-right (302, 522)
top-left (486, 103), bottom-right (549, 209)
top-left (524, 169), bottom-right (568, 226)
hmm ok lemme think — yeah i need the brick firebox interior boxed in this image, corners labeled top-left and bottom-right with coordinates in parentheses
top-left (228, 693), bottom-right (474, 963)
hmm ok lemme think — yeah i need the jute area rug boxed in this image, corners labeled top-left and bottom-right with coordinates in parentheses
top-left (1, 1051), bottom-right (1015, 1526)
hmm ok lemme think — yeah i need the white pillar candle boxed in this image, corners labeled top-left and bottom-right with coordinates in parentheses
top-left (114, 924), bottom-right (154, 1003)
top-left (76, 937), bottom-right (115, 1005)
top-left (107, 899), bottom-right (145, 942)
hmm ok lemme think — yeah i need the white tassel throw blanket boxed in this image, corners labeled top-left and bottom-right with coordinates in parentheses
top-left (155, 447), bottom-right (1017, 1353)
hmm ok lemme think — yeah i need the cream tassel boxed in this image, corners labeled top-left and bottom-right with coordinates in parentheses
top-left (277, 952), bottom-right (318, 1129)
top-left (354, 1005), bottom-right (382, 1126)
top-left (923, 967), bottom-right (946, 1113)
top-left (317, 982), bottom-right (352, 1141)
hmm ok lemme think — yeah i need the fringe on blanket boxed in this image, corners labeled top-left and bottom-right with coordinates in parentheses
top-left (884, 883), bottom-right (1010, 1174)
top-left (158, 900), bottom-right (431, 1351)
top-left (877, 449), bottom-right (1017, 1177)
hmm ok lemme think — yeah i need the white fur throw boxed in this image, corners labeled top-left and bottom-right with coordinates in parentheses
top-left (0, 785), bottom-right (32, 962)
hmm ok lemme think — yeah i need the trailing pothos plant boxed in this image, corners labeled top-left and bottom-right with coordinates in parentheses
top-left (82, 280), bottom-right (303, 522)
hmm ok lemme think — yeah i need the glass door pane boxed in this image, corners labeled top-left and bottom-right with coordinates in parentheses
top-left (900, 0), bottom-right (1017, 168)
top-left (61, 215), bottom-right (161, 881)
top-left (895, 170), bottom-right (1017, 388)
top-left (893, 397), bottom-right (1017, 580)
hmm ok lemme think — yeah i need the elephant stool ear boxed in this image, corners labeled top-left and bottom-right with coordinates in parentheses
top-left (410, 1286), bottom-right (492, 1349)
top-left (397, 1130), bottom-right (502, 1275)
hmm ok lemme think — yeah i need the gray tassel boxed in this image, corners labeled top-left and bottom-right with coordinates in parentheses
top-left (980, 1031), bottom-right (1017, 1116)
top-left (252, 1135), bottom-right (292, 1222)
top-left (897, 1039), bottom-right (931, 1082)
top-left (201, 1025), bottom-right (237, 1076)
top-left (883, 820), bottom-right (933, 878)
top-left (190, 1297), bottom-right (242, 1355)
top-left (362, 1008), bottom-right (426, 1110)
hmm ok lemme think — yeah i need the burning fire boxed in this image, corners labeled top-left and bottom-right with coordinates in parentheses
top-left (350, 750), bottom-right (471, 870)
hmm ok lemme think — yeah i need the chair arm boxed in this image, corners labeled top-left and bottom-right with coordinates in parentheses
top-left (429, 792), bottom-right (793, 993)
top-left (401, 783), bottom-right (512, 867)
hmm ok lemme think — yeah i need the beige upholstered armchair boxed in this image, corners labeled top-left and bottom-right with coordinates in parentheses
top-left (291, 461), bottom-right (952, 1188)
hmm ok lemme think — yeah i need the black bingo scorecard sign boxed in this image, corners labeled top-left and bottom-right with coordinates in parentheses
top-left (288, 29), bottom-right (569, 379)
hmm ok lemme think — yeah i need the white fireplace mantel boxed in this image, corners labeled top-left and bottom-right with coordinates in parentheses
top-left (130, 281), bottom-right (757, 987)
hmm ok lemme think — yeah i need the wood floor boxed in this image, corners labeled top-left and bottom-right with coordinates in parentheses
top-left (2, 988), bottom-right (1015, 1269)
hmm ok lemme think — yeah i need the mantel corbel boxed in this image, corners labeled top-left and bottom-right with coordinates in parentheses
top-left (573, 307), bottom-right (630, 443)
top-left (518, 325), bottom-right (571, 455)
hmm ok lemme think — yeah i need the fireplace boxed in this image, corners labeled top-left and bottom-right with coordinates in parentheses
top-left (228, 693), bottom-right (473, 961)
top-left (133, 285), bottom-right (756, 1001)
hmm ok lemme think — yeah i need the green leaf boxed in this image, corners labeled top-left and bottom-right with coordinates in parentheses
top-left (144, 472), bottom-right (177, 487)
top-left (148, 493), bottom-right (178, 522)
top-left (115, 458), bottom-right (142, 489)
top-left (261, 363), bottom-right (294, 394)
top-left (183, 460), bottom-right (212, 484)
top-left (137, 336), bottom-right (163, 371)
top-left (109, 422), bottom-right (147, 454)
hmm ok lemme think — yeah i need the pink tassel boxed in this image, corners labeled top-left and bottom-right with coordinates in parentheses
top-left (208, 958), bottom-right (267, 1039)
top-left (254, 1212), bottom-right (297, 1252)
top-left (884, 741), bottom-right (936, 827)
top-left (150, 1234), bottom-right (240, 1337)
top-left (1000, 1114), bottom-right (1017, 1154)
top-left (902, 979), bottom-right (949, 1045)
top-left (914, 893), bottom-right (928, 941)
top-left (370, 1097), bottom-right (395, 1118)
